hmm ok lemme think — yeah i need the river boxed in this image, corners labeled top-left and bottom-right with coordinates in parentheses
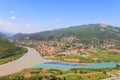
top-left (0, 47), bottom-right (49, 76)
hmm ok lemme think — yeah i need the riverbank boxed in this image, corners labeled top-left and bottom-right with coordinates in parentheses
top-left (0, 47), bottom-right (49, 76)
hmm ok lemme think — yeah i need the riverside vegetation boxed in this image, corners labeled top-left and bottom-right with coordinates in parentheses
top-left (0, 38), bottom-right (27, 65)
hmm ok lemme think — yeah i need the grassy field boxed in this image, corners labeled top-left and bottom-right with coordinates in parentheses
top-left (46, 48), bottom-right (120, 63)
top-left (81, 73), bottom-right (109, 80)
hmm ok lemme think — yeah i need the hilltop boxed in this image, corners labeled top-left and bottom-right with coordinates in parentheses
top-left (13, 23), bottom-right (120, 40)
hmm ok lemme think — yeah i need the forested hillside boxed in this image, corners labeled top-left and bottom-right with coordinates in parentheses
top-left (0, 37), bottom-right (27, 64)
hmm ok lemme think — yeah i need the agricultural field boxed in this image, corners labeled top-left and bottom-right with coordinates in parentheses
top-left (46, 48), bottom-right (120, 63)
top-left (1, 65), bottom-right (120, 80)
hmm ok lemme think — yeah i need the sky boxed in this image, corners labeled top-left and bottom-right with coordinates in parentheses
top-left (0, 0), bottom-right (120, 33)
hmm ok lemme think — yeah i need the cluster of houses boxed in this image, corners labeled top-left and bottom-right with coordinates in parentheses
top-left (14, 36), bottom-right (119, 56)
top-left (37, 38), bottom-right (88, 56)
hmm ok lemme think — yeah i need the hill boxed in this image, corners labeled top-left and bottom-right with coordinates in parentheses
top-left (12, 24), bottom-right (120, 48)
top-left (6, 24), bottom-right (120, 64)
top-left (12, 24), bottom-right (120, 40)
top-left (0, 37), bottom-right (27, 64)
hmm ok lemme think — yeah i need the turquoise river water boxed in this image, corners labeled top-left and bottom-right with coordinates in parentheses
top-left (33, 61), bottom-right (120, 70)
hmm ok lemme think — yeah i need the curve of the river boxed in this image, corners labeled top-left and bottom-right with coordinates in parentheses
top-left (0, 47), bottom-right (50, 76)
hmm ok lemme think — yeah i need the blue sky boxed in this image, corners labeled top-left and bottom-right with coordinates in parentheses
top-left (0, 0), bottom-right (120, 33)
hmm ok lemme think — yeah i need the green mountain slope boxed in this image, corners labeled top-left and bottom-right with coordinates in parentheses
top-left (12, 24), bottom-right (120, 40)
top-left (12, 24), bottom-right (120, 48)
top-left (0, 37), bottom-right (27, 64)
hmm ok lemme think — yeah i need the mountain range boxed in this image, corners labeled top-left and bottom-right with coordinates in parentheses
top-left (12, 24), bottom-right (120, 49)
top-left (12, 24), bottom-right (120, 40)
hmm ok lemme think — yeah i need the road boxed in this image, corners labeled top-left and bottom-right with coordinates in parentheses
top-left (0, 47), bottom-right (49, 76)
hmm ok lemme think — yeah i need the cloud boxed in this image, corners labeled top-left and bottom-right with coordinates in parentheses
top-left (10, 10), bottom-right (15, 14)
top-left (10, 16), bottom-right (16, 20)
top-left (0, 19), bottom-right (37, 33)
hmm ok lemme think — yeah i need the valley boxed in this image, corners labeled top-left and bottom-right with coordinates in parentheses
top-left (1, 0), bottom-right (120, 79)
top-left (1, 24), bottom-right (120, 80)
top-left (13, 24), bottom-right (120, 63)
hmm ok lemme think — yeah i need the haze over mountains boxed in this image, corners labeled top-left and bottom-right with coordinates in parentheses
top-left (0, 32), bottom-right (7, 38)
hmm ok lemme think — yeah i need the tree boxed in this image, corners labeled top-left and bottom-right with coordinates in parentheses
top-left (103, 71), bottom-right (107, 74)
top-left (59, 70), bottom-right (63, 75)
top-left (63, 77), bottom-right (66, 80)
top-left (116, 64), bottom-right (120, 69)
top-left (74, 70), bottom-right (77, 74)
